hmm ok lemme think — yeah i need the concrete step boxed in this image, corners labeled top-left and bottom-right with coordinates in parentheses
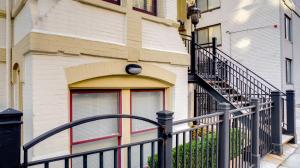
top-left (282, 134), bottom-right (295, 144)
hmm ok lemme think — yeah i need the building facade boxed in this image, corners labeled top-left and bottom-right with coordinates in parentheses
top-left (0, 0), bottom-right (190, 166)
top-left (191, 0), bottom-right (300, 104)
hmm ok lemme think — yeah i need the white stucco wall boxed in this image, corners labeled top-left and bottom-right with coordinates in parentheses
top-left (0, 62), bottom-right (6, 111)
top-left (198, 0), bottom-right (282, 88)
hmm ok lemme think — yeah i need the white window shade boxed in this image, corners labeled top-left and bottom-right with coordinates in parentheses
top-left (131, 91), bottom-right (164, 132)
top-left (72, 92), bottom-right (120, 143)
top-left (208, 0), bottom-right (220, 10)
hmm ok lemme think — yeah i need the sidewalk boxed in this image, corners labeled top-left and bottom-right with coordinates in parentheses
top-left (278, 107), bottom-right (300, 168)
top-left (261, 107), bottom-right (300, 168)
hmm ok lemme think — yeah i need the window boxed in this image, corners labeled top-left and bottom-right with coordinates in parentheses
top-left (286, 58), bottom-right (293, 84)
top-left (131, 90), bottom-right (164, 133)
top-left (285, 15), bottom-right (292, 41)
top-left (197, 0), bottom-right (221, 13)
top-left (133, 0), bottom-right (156, 15)
top-left (196, 24), bottom-right (222, 46)
top-left (103, 0), bottom-right (120, 5)
top-left (70, 90), bottom-right (121, 145)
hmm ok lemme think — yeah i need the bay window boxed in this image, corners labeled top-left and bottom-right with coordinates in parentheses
top-left (133, 0), bottom-right (156, 15)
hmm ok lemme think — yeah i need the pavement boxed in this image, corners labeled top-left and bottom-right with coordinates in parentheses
top-left (277, 107), bottom-right (300, 168)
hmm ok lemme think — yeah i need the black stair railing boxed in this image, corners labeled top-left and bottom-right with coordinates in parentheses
top-left (182, 35), bottom-right (284, 107)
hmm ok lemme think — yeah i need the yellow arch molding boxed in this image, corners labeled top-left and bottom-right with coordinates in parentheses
top-left (65, 61), bottom-right (176, 86)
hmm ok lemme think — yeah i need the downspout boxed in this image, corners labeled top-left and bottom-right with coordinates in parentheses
top-left (6, 0), bottom-right (12, 108)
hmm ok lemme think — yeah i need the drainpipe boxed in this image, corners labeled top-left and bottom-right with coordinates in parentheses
top-left (6, 0), bottom-right (12, 108)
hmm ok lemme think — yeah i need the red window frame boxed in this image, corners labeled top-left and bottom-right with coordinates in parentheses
top-left (69, 90), bottom-right (122, 146)
top-left (133, 0), bottom-right (157, 16)
top-left (103, 0), bottom-right (121, 5)
top-left (130, 89), bottom-right (165, 134)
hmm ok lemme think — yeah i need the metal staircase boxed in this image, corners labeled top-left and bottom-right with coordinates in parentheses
top-left (182, 34), bottom-right (297, 157)
top-left (182, 35), bottom-right (283, 112)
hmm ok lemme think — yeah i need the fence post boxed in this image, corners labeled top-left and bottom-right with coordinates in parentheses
top-left (0, 108), bottom-right (23, 168)
top-left (157, 110), bottom-right (174, 168)
top-left (271, 91), bottom-right (283, 155)
top-left (191, 31), bottom-right (196, 74)
top-left (218, 103), bottom-right (230, 168)
top-left (286, 90), bottom-right (297, 144)
top-left (212, 37), bottom-right (217, 76)
top-left (251, 98), bottom-right (260, 168)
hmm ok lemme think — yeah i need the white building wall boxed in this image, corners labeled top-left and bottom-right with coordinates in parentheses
top-left (0, 18), bottom-right (5, 48)
top-left (0, 62), bottom-right (6, 111)
top-left (24, 53), bottom-right (188, 159)
top-left (198, 0), bottom-right (282, 88)
top-left (0, 0), bottom-right (5, 11)
top-left (13, 2), bottom-right (33, 45)
top-left (142, 20), bottom-right (187, 53)
top-left (32, 0), bottom-right (126, 45)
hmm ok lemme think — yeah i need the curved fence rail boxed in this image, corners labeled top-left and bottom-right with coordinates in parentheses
top-left (21, 114), bottom-right (164, 168)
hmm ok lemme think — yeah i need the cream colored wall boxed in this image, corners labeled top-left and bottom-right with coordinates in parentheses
top-left (23, 52), bottom-right (188, 160)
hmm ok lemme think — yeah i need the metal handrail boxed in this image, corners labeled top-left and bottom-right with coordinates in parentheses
top-left (23, 114), bottom-right (163, 150)
top-left (216, 48), bottom-right (285, 95)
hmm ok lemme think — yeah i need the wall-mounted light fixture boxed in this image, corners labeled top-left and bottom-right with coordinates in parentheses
top-left (125, 64), bottom-right (142, 75)
top-left (188, 5), bottom-right (200, 28)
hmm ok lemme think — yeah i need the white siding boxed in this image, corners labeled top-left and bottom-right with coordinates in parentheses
top-left (0, 62), bottom-right (6, 111)
top-left (198, 0), bottom-right (282, 88)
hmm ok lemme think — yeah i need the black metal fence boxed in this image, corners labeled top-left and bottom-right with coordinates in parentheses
top-left (0, 92), bottom-right (297, 168)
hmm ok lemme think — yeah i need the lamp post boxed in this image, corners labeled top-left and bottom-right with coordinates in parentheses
top-left (188, 4), bottom-right (200, 74)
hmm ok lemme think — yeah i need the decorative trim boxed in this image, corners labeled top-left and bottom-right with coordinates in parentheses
top-left (0, 9), bottom-right (5, 18)
top-left (13, 32), bottom-right (189, 66)
top-left (75, 0), bottom-right (126, 14)
top-left (65, 61), bottom-right (176, 85)
top-left (0, 48), bottom-right (5, 62)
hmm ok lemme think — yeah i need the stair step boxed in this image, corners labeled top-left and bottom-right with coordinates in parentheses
top-left (282, 134), bottom-right (294, 144)
top-left (232, 101), bottom-right (250, 107)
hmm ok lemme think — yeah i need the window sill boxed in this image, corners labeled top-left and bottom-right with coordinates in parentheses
top-left (131, 128), bottom-right (157, 135)
top-left (133, 7), bottom-right (156, 16)
top-left (72, 134), bottom-right (120, 145)
top-left (200, 7), bottom-right (221, 14)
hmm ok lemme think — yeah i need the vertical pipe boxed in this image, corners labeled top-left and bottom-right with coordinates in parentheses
top-left (251, 98), bottom-right (260, 168)
top-left (157, 111), bottom-right (174, 168)
top-left (212, 37), bottom-right (217, 76)
top-left (191, 31), bottom-right (196, 74)
top-left (6, 0), bottom-right (12, 108)
top-left (286, 90), bottom-right (297, 144)
top-left (218, 103), bottom-right (230, 168)
top-left (270, 91), bottom-right (283, 155)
